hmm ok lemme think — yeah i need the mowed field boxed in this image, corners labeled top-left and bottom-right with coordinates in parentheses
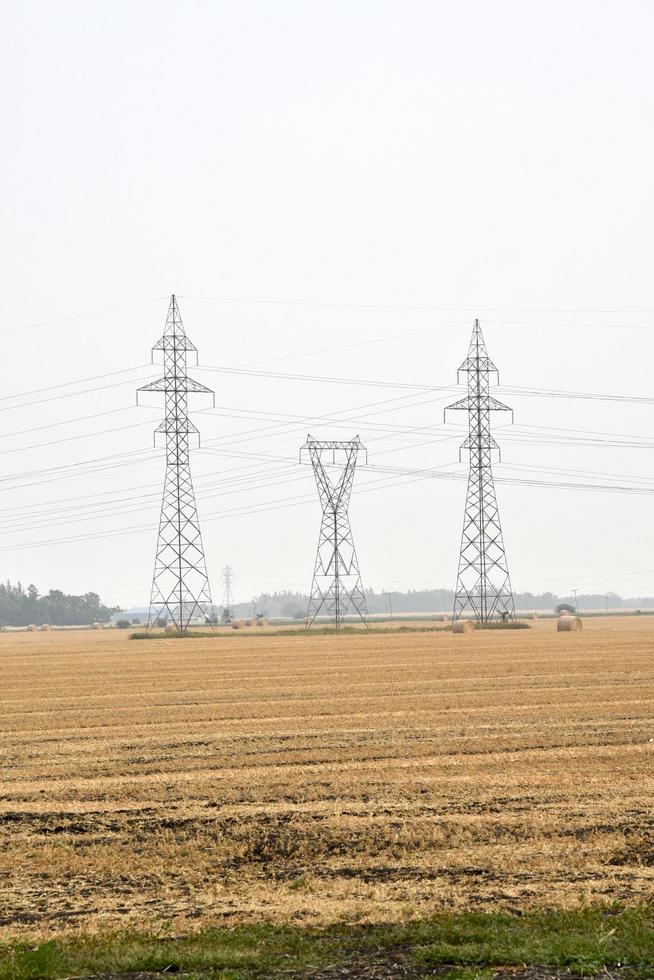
top-left (1, 618), bottom-right (653, 940)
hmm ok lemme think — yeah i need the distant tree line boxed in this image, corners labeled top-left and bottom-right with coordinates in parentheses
top-left (0, 581), bottom-right (116, 626)
top-left (228, 587), bottom-right (654, 619)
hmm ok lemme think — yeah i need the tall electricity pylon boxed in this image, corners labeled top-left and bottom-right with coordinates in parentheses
top-left (138, 295), bottom-right (216, 631)
top-left (445, 320), bottom-right (515, 623)
top-left (302, 435), bottom-right (368, 630)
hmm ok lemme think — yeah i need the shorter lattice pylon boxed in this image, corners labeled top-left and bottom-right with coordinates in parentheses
top-left (221, 566), bottom-right (234, 623)
top-left (301, 435), bottom-right (368, 630)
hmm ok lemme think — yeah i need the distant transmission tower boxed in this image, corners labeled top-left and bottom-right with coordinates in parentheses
top-left (221, 565), bottom-right (234, 623)
top-left (302, 435), bottom-right (368, 629)
top-left (138, 295), bottom-right (216, 631)
top-left (446, 320), bottom-right (515, 623)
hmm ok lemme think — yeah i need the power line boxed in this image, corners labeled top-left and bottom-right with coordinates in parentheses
top-left (198, 362), bottom-right (447, 392)
top-left (0, 465), bottom-right (306, 533)
top-left (0, 373), bottom-right (156, 415)
top-left (0, 458), bottom-right (297, 516)
top-left (3, 449), bottom-right (654, 548)
top-left (1, 394), bottom-right (652, 457)
top-left (0, 364), bottom-right (151, 404)
top-left (363, 463), bottom-right (654, 496)
top-left (0, 406), bottom-right (134, 442)
top-left (0, 448), bottom-right (159, 491)
top-left (0, 418), bottom-right (155, 457)
top-left (3, 297), bottom-right (654, 564)
top-left (198, 362), bottom-right (654, 407)
top-left (200, 314), bottom-right (472, 366)
top-left (181, 295), bottom-right (654, 315)
top-left (502, 384), bottom-right (654, 406)
top-left (1, 297), bottom-right (166, 337)
top-left (195, 388), bottom-right (451, 453)
top-left (0, 380), bottom-right (651, 526)
top-left (487, 317), bottom-right (654, 332)
top-left (0, 468), bottom-right (437, 552)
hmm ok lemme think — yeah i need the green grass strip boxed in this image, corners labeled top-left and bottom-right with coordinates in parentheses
top-left (0, 906), bottom-right (652, 979)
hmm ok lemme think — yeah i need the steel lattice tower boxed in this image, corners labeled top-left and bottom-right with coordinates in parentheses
top-left (302, 435), bottom-right (368, 629)
top-left (445, 320), bottom-right (515, 623)
top-left (138, 295), bottom-right (216, 631)
top-left (221, 565), bottom-right (234, 623)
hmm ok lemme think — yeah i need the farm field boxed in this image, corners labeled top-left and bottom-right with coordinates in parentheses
top-left (0, 618), bottom-right (653, 942)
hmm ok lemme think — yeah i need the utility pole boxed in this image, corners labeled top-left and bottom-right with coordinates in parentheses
top-left (446, 320), bottom-right (515, 623)
top-left (221, 565), bottom-right (234, 622)
top-left (386, 590), bottom-right (394, 620)
top-left (573, 588), bottom-right (579, 613)
top-left (302, 434), bottom-right (368, 630)
top-left (138, 295), bottom-right (216, 632)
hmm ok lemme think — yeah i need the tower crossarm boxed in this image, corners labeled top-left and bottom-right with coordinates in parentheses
top-left (301, 437), bottom-right (366, 453)
top-left (152, 333), bottom-right (198, 355)
top-left (154, 417), bottom-right (200, 437)
top-left (445, 394), bottom-right (512, 415)
top-left (138, 376), bottom-right (213, 396)
top-left (457, 354), bottom-right (499, 376)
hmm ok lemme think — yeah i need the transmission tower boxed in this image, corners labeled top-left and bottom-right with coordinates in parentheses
top-left (221, 565), bottom-right (234, 623)
top-left (445, 319), bottom-right (515, 623)
top-left (138, 294), bottom-right (216, 631)
top-left (302, 435), bottom-right (368, 629)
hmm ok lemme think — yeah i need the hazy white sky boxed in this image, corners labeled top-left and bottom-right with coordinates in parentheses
top-left (1, 0), bottom-right (654, 606)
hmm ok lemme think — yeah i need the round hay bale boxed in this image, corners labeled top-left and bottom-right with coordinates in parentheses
top-left (243, 619), bottom-right (252, 627)
top-left (557, 615), bottom-right (583, 632)
top-left (256, 617), bottom-right (269, 627)
top-left (232, 620), bottom-right (243, 630)
top-left (92, 623), bottom-right (104, 630)
top-left (528, 611), bottom-right (539, 620)
top-left (26, 624), bottom-right (37, 632)
top-left (452, 619), bottom-right (474, 634)
top-left (39, 624), bottom-right (51, 632)
top-left (164, 623), bottom-right (177, 634)
top-left (436, 613), bottom-right (449, 622)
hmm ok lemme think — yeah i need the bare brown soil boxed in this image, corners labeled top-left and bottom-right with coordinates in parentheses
top-left (0, 617), bottom-right (652, 938)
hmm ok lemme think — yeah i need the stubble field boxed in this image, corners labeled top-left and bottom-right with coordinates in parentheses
top-left (1, 617), bottom-right (653, 941)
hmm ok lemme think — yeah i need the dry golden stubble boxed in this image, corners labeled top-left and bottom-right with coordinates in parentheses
top-left (0, 617), bottom-right (653, 938)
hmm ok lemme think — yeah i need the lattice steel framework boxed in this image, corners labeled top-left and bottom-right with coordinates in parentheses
top-left (301, 435), bottom-right (368, 629)
top-left (138, 295), bottom-right (216, 631)
top-left (445, 320), bottom-right (515, 623)
top-left (221, 565), bottom-right (234, 623)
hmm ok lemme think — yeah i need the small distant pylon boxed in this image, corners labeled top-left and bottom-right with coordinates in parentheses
top-left (301, 435), bottom-right (368, 630)
top-left (221, 565), bottom-right (234, 623)
top-left (445, 320), bottom-right (515, 623)
top-left (138, 295), bottom-right (216, 632)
